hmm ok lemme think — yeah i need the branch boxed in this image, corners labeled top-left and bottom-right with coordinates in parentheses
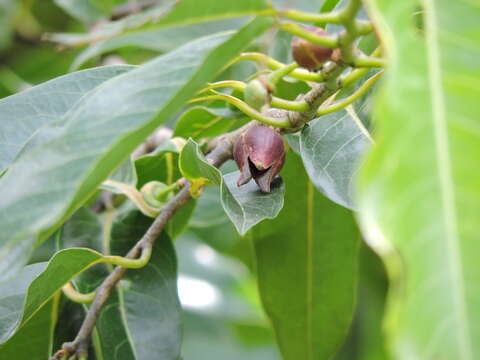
top-left (50, 127), bottom-right (244, 360)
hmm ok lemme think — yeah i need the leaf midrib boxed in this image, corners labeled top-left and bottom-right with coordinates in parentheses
top-left (423, 0), bottom-right (472, 358)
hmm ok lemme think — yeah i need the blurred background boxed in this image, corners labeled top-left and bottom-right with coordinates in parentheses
top-left (0, 1), bottom-right (388, 359)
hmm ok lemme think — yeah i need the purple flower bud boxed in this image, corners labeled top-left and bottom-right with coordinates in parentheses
top-left (291, 26), bottom-right (334, 71)
top-left (233, 125), bottom-right (285, 193)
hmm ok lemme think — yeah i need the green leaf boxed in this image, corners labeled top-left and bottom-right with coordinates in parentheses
top-left (179, 138), bottom-right (222, 185)
top-left (299, 108), bottom-right (372, 210)
top-left (49, 0), bottom-right (272, 47)
top-left (0, 248), bottom-right (103, 344)
top-left (0, 0), bottom-right (17, 51)
top-left (0, 17), bottom-right (273, 281)
top-left (0, 296), bottom-right (59, 360)
top-left (54, 0), bottom-right (106, 23)
top-left (71, 18), bottom-right (248, 70)
top-left (357, 0), bottom-right (480, 358)
top-left (0, 65), bottom-right (134, 173)
top-left (174, 106), bottom-right (246, 141)
top-left (252, 153), bottom-right (359, 360)
top-left (134, 139), bottom-right (182, 188)
top-left (221, 171), bottom-right (285, 235)
top-left (76, 210), bottom-right (182, 360)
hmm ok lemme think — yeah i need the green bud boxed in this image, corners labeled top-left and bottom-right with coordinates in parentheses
top-left (140, 181), bottom-right (173, 208)
top-left (244, 78), bottom-right (271, 111)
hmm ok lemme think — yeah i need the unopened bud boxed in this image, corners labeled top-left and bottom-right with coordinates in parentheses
top-left (233, 125), bottom-right (285, 193)
top-left (141, 181), bottom-right (172, 208)
top-left (291, 26), bottom-right (334, 71)
top-left (244, 76), bottom-right (274, 111)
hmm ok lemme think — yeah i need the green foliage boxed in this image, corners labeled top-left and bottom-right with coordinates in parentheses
top-left (357, 0), bottom-right (480, 358)
top-left (0, 18), bottom-right (272, 280)
top-left (0, 0), bottom-right (478, 359)
top-left (300, 108), bottom-right (372, 209)
top-left (221, 171), bottom-right (285, 235)
top-left (174, 106), bottom-right (246, 140)
top-left (252, 153), bottom-right (359, 360)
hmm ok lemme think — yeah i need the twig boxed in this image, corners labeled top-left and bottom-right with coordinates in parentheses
top-left (50, 127), bottom-right (244, 360)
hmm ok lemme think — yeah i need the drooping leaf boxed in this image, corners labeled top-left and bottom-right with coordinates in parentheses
top-left (299, 108), bottom-right (372, 210)
top-left (0, 65), bottom-right (134, 173)
top-left (179, 138), bottom-right (222, 185)
top-left (75, 210), bottom-right (182, 360)
top-left (174, 106), bottom-right (246, 141)
top-left (0, 18), bottom-right (274, 281)
top-left (0, 249), bottom-right (103, 344)
top-left (49, 0), bottom-right (273, 46)
top-left (357, 0), bottom-right (480, 358)
top-left (71, 18), bottom-right (249, 70)
top-left (221, 171), bottom-right (285, 235)
top-left (252, 153), bottom-right (359, 360)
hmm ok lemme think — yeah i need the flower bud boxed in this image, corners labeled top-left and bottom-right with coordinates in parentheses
top-left (291, 26), bottom-right (333, 71)
top-left (233, 125), bottom-right (285, 193)
top-left (244, 76), bottom-right (274, 111)
top-left (141, 181), bottom-right (172, 208)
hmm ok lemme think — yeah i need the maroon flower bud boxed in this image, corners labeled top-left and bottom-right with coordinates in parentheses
top-left (233, 125), bottom-right (285, 193)
top-left (291, 26), bottom-right (334, 71)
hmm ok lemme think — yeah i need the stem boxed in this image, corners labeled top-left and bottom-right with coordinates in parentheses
top-left (353, 55), bottom-right (386, 68)
top-left (271, 97), bottom-right (309, 111)
top-left (203, 80), bottom-right (309, 112)
top-left (200, 80), bottom-right (245, 94)
top-left (317, 70), bottom-right (383, 116)
top-left (231, 52), bottom-right (324, 82)
top-left (268, 62), bottom-right (299, 88)
top-left (62, 283), bottom-right (96, 304)
top-left (189, 92), bottom-right (292, 128)
top-left (103, 245), bottom-right (152, 269)
top-left (340, 48), bottom-right (382, 87)
top-left (278, 8), bottom-right (342, 24)
top-left (279, 22), bottom-right (339, 48)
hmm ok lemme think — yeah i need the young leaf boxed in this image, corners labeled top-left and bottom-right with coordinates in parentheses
top-left (300, 108), bottom-right (372, 210)
top-left (174, 106), bottom-right (246, 141)
top-left (134, 139), bottom-right (182, 188)
top-left (0, 65), bottom-right (134, 173)
top-left (358, 0), bottom-right (480, 358)
top-left (221, 171), bottom-right (285, 235)
top-left (179, 138), bottom-right (222, 185)
top-left (0, 17), bottom-right (274, 281)
top-left (252, 153), bottom-right (359, 360)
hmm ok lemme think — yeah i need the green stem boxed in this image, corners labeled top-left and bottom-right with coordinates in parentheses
top-left (62, 282), bottom-right (96, 304)
top-left (189, 92), bottom-right (292, 128)
top-left (268, 62), bottom-right (299, 88)
top-left (231, 52), bottom-right (324, 81)
top-left (338, 0), bottom-right (362, 23)
top-left (103, 245), bottom-right (152, 269)
top-left (340, 48), bottom-right (382, 87)
top-left (200, 80), bottom-right (246, 94)
top-left (279, 22), bottom-right (339, 48)
top-left (201, 80), bottom-right (309, 112)
top-left (353, 55), bottom-right (386, 68)
top-left (278, 8), bottom-right (342, 24)
top-left (271, 97), bottom-right (309, 111)
top-left (317, 71), bottom-right (383, 116)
